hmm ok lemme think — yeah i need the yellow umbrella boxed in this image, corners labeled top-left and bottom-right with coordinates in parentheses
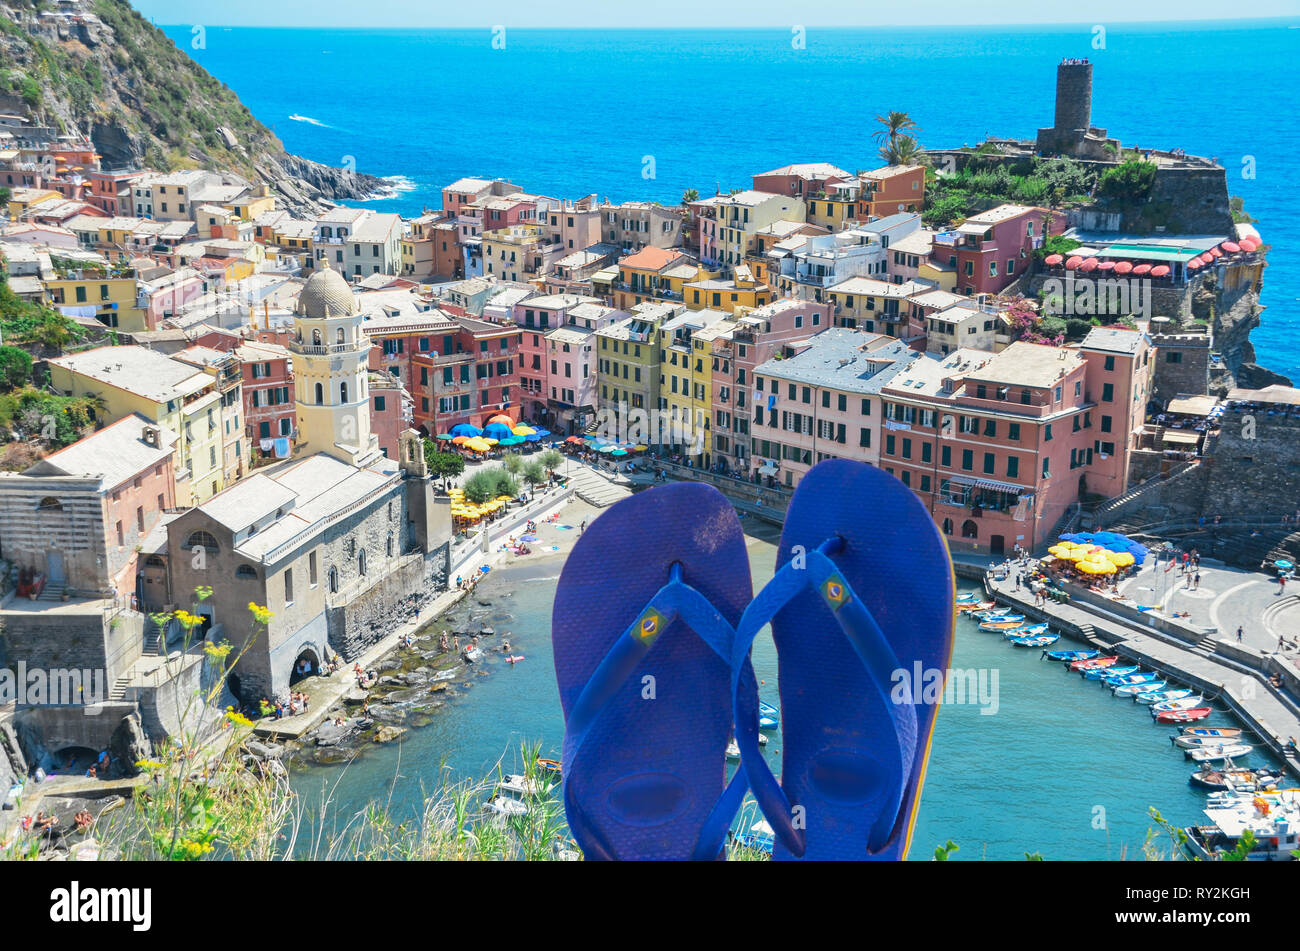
top-left (465, 438), bottom-right (491, 452)
top-left (495, 495), bottom-right (514, 502)
top-left (1048, 545), bottom-right (1071, 557)
top-left (1080, 558), bottom-right (1116, 574)
top-left (483, 438), bottom-right (499, 446)
top-left (512, 425), bottom-right (536, 436)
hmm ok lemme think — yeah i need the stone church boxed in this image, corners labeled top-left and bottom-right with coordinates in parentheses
top-left (164, 265), bottom-right (451, 702)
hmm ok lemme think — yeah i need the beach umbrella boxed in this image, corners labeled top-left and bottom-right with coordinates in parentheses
top-left (611, 449), bottom-right (629, 457)
top-left (1187, 259), bottom-right (1201, 271)
top-left (634, 444), bottom-right (649, 452)
top-left (1105, 551), bottom-right (1135, 567)
top-left (487, 414), bottom-right (514, 426)
top-left (1208, 246), bottom-right (1222, 259)
top-left (532, 428), bottom-right (552, 438)
top-left (451, 423), bottom-right (482, 437)
top-left (1221, 241), bottom-right (1240, 253)
top-left (1113, 261), bottom-right (1133, 275)
top-left (524, 434), bottom-right (540, 442)
top-left (1132, 263), bottom-right (1152, 275)
top-left (599, 445), bottom-right (616, 454)
top-left (1044, 253), bottom-right (1064, 266)
top-left (436, 433), bottom-right (454, 440)
top-left (1275, 560), bottom-right (1294, 570)
top-left (484, 422), bottom-right (514, 439)
top-left (1239, 238), bottom-right (1258, 252)
top-left (1048, 545), bottom-right (1071, 558)
top-left (465, 438), bottom-right (492, 452)
top-left (566, 436), bottom-right (584, 444)
top-left (1079, 258), bottom-right (1099, 272)
top-left (451, 435), bottom-right (470, 445)
top-left (1097, 261), bottom-right (1116, 272)
top-left (500, 435), bottom-right (524, 446)
top-left (1150, 265), bottom-right (1170, 277)
top-left (512, 425), bottom-right (536, 436)
top-left (1064, 256), bottom-right (1083, 270)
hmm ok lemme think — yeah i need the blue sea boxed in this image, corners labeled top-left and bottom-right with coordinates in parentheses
top-left (170, 21), bottom-right (1299, 376)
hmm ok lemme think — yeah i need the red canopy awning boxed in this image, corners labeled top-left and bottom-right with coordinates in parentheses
top-left (1150, 265), bottom-right (1170, 277)
top-left (1186, 259), bottom-right (1201, 270)
top-left (1239, 238), bottom-right (1258, 252)
top-left (1113, 261), bottom-right (1133, 275)
top-left (1064, 255), bottom-right (1083, 270)
top-left (1132, 263), bottom-right (1152, 275)
top-left (1221, 241), bottom-right (1240, 253)
top-left (1079, 258), bottom-right (1099, 272)
top-left (1097, 261), bottom-right (1116, 271)
top-left (1208, 246), bottom-right (1222, 258)
top-left (1044, 253), bottom-right (1064, 266)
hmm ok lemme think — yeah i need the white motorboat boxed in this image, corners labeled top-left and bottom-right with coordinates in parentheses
top-left (1188, 743), bottom-right (1255, 763)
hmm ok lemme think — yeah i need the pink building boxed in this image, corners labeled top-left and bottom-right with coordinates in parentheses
top-left (752, 162), bottom-right (851, 200)
top-left (935, 204), bottom-right (1061, 296)
top-left (369, 374), bottom-right (413, 461)
top-left (750, 330), bottom-right (917, 486)
top-left (1074, 327), bottom-right (1153, 500)
top-left (710, 299), bottom-right (833, 475)
top-left (542, 301), bottom-right (622, 434)
top-left (236, 340), bottom-right (296, 446)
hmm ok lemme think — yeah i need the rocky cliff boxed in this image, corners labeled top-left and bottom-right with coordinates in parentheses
top-left (0, 0), bottom-right (384, 215)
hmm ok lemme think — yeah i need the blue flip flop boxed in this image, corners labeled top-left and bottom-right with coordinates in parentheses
top-left (730, 460), bottom-right (954, 860)
top-left (552, 482), bottom-right (759, 860)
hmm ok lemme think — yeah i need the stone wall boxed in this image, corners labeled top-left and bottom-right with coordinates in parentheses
top-left (326, 547), bottom-right (448, 661)
top-left (1149, 331), bottom-right (1212, 405)
top-left (0, 603), bottom-right (143, 683)
top-left (1203, 404), bottom-right (1300, 517)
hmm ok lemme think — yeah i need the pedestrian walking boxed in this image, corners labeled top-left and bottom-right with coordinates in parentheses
top-left (1236, 625), bottom-right (1243, 643)
top-left (1193, 571), bottom-right (1200, 590)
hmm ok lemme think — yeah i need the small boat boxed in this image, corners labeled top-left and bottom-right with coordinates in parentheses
top-left (1002, 623), bottom-right (1049, 638)
top-left (726, 741), bottom-right (741, 761)
top-left (1181, 727), bottom-right (1242, 739)
top-left (1070, 655), bottom-right (1118, 672)
top-left (1140, 689), bottom-right (1194, 707)
top-left (1184, 788), bottom-right (1300, 860)
top-left (1155, 707), bottom-right (1212, 723)
top-left (979, 617), bottom-right (1026, 632)
top-left (1153, 695), bottom-right (1205, 714)
top-left (972, 609), bottom-right (1021, 622)
top-left (1114, 679), bottom-right (1166, 697)
top-left (1174, 733), bottom-right (1248, 750)
top-left (733, 817), bottom-right (775, 855)
top-left (1188, 744), bottom-right (1254, 763)
top-left (497, 773), bottom-right (551, 797)
top-left (484, 794), bottom-right (529, 817)
top-left (1043, 649), bottom-right (1099, 662)
top-left (758, 701), bottom-right (779, 730)
top-left (956, 592), bottom-right (981, 604)
top-left (1104, 671), bottom-right (1157, 687)
top-left (1083, 664), bottom-right (1138, 681)
top-left (1189, 765), bottom-right (1284, 791)
top-left (1011, 634), bottom-right (1058, 647)
top-left (957, 600), bottom-right (995, 613)
top-left (536, 758), bottom-right (562, 778)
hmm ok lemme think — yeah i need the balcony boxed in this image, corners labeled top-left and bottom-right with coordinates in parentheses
top-left (289, 340), bottom-right (366, 356)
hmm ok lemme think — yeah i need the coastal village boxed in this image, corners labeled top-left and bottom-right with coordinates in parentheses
top-left (0, 24), bottom-right (1297, 860)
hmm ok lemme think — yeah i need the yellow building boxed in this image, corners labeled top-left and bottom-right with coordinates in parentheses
top-left (482, 224), bottom-right (546, 283)
top-left (656, 308), bottom-right (731, 455)
top-left (826, 276), bottom-right (931, 337)
top-left (684, 264), bottom-right (771, 314)
top-left (613, 246), bottom-right (720, 311)
top-left (805, 193), bottom-right (857, 232)
top-left (47, 346), bottom-right (230, 505)
top-left (6, 187), bottom-right (62, 220)
top-left (225, 188), bottom-right (276, 221)
top-left (43, 271), bottom-right (149, 332)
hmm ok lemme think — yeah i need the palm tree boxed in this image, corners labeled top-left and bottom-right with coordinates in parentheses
top-left (681, 188), bottom-right (699, 206)
top-left (873, 112), bottom-right (924, 166)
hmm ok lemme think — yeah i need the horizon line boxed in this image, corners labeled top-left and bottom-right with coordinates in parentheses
top-left (151, 15), bottom-right (1298, 30)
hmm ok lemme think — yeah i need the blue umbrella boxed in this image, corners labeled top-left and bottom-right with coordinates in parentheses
top-left (484, 422), bottom-right (514, 439)
top-left (1275, 560), bottom-right (1294, 570)
top-left (451, 423), bottom-right (482, 437)
top-left (533, 428), bottom-right (552, 438)
top-left (524, 434), bottom-right (541, 442)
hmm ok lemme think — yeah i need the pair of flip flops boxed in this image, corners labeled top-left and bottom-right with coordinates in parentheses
top-left (551, 460), bottom-right (955, 860)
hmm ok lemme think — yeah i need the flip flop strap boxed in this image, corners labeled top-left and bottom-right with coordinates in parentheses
top-left (730, 543), bottom-right (918, 856)
top-left (565, 565), bottom-right (757, 861)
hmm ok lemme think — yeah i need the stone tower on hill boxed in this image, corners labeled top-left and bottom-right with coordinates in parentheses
top-left (1036, 59), bottom-right (1121, 160)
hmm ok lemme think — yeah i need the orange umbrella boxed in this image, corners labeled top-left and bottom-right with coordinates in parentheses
top-left (487, 414), bottom-right (514, 426)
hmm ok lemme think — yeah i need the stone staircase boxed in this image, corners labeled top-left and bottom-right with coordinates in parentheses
top-left (566, 467), bottom-right (631, 508)
top-left (36, 582), bottom-right (66, 602)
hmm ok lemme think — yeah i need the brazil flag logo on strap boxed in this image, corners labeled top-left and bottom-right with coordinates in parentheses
top-left (821, 573), bottom-right (850, 611)
top-left (632, 606), bottom-right (668, 645)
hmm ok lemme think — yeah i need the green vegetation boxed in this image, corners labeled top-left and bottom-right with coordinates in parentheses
top-left (540, 449), bottom-right (563, 473)
top-left (1229, 196), bottom-right (1256, 225)
top-left (422, 442), bottom-right (465, 488)
top-left (874, 110), bottom-right (925, 166)
top-left (1096, 159), bottom-right (1157, 205)
top-left (0, 273), bottom-right (85, 349)
top-left (925, 156), bottom-right (1096, 228)
top-left (463, 467), bottom-right (518, 504)
top-left (502, 453), bottom-right (524, 475)
top-left (1036, 233), bottom-right (1083, 260)
top-left (0, 345), bottom-right (33, 390)
top-left (522, 459), bottom-right (547, 488)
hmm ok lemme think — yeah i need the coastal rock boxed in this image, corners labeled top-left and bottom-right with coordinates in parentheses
top-left (246, 740), bottom-right (283, 761)
top-left (373, 725), bottom-right (407, 744)
top-left (428, 682), bottom-right (449, 694)
top-left (368, 705), bottom-right (407, 724)
top-left (108, 713), bottom-right (150, 778)
top-left (385, 686), bottom-right (433, 705)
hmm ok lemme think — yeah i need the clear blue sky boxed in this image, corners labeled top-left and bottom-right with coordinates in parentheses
top-left (129, 0), bottom-right (1298, 28)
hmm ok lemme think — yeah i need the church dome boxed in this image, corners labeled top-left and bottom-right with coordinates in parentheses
top-left (297, 265), bottom-right (357, 318)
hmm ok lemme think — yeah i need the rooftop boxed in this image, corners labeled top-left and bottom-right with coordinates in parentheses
top-left (967, 341), bottom-right (1084, 388)
top-left (1079, 326), bottom-right (1147, 355)
top-left (24, 413), bottom-right (178, 490)
top-left (49, 346), bottom-right (213, 403)
top-left (754, 329), bottom-right (914, 393)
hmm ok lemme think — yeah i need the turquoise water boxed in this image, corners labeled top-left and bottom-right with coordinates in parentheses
top-left (287, 518), bottom-right (1276, 859)
top-left (169, 21), bottom-right (1300, 380)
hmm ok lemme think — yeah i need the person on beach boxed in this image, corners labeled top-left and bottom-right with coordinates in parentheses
top-left (580, 520), bottom-right (587, 533)
top-left (453, 635), bottom-right (460, 651)
top-left (439, 632), bottom-right (449, 652)
top-left (1237, 626), bottom-right (1244, 642)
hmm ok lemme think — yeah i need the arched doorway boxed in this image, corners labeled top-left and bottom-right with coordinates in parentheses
top-left (290, 647), bottom-right (320, 685)
top-left (961, 520), bottom-right (978, 539)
